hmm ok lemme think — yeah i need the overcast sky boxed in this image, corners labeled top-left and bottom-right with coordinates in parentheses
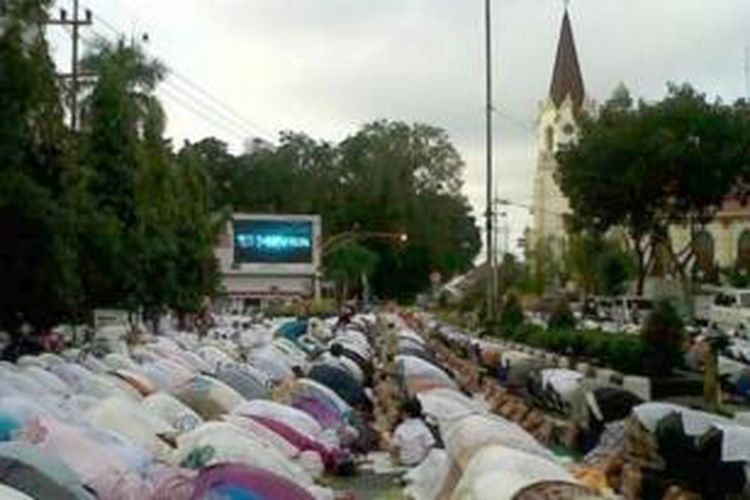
top-left (48, 0), bottom-right (750, 253)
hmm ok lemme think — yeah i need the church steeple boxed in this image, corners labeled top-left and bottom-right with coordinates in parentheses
top-left (549, 8), bottom-right (585, 110)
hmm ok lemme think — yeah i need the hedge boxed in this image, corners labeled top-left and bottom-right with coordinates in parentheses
top-left (499, 323), bottom-right (646, 375)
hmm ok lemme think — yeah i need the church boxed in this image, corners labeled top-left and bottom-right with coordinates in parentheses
top-left (530, 7), bottom-right (750, 285)
top-left (531, 7), bottom-right (592, 255)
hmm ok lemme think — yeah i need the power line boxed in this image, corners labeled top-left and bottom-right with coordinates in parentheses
top-left (75, 20), bottom-right (261, 143)
top-left (169, 69), bottom-right (275, 140)
top-left (164, 77), bottom-right (269, 140)
top-left (90, 10), bottom-right (276, 143)
top-left (81, 24), bottom-right (270, 144)
top-left (161, 79), bottom-right (261, 139)
top-left (158, 85), bottom-right (249, 142)
top-left (496, 108), bottom-right (535, 134)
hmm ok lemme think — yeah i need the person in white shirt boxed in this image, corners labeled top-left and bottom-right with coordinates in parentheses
top-left (389, 398), bottom-right (436, 466)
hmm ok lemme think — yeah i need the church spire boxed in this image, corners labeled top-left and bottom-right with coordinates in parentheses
top-left (549, 8), bottom-right (585, 110)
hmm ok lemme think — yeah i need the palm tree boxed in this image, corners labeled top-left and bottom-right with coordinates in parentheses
top-left (79, 37), bottom-right (167, 140)
top-left (77, 37), bottom-right (167, 223)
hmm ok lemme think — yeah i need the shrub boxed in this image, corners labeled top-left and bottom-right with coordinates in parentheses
top-left (546, 328), bottom-right (572, 352)
top-left (640, 300), bottom-right (685, 376)
top-left (581, 329), bottom-right (608, 359)
top-left (498, 293), bottom-right (525, 335)
top-left (511, 323), bottom-right (534, 343)
top-left (482, 318), bottom-right (646, 374)
top-left (601, 336), bottom-right (644, 374)
top-left (548, 297), bottom-right (576, 330)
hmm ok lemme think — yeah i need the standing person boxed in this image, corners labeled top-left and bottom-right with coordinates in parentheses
top-left (496, 357), bottom-right (510, 386)
top-left (389, 398), bottom-right (436, 467)
top-left (335, 304), bottom-right (354, 332)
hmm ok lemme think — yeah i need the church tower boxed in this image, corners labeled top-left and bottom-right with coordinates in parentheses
top-left (531, 7), bottom-right (589, 255)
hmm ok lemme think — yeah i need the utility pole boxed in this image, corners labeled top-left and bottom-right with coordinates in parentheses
top-left (484, 0), bottom-right (496, 323)
top-left (46, 0), bottom-right (92, 130)
top-left (744, 43), bottom-right (750, 101)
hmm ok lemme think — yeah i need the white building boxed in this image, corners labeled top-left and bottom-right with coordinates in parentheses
top-left (529, 8), bottom-right (750, 290)
top-left (531, 8), bottom-right (593, 255)
top-left (671, 196), bottom-right (750, 275)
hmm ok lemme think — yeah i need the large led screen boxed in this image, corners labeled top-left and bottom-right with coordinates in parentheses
top-left (233, 219), bottom-right (314, 264)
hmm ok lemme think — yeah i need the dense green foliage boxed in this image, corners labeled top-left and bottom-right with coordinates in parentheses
top-left (185, 123), bottom-right (481, 302)
top-left (565, 232), bottom-right (635, 297)
top-left (497, 293), bottom-right (524, 336)
top-left (499, 324), bottom-right (646, 375)
top-left (558, 84), bottom-right (750, 294)
top-left (0, 1), bottom-right (83, 330)
top-left (0, 2), bottom-right (480, 333)
top-left (640, 300), bottom-right (685, 376)
top-left (547, 297), bottom-right (576, 330)
top-left (0, 4), bottom-right (219, 332)
top-left (324, 241), bottom-right (379, 302)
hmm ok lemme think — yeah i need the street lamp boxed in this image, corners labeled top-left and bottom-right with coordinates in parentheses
top-left (321, 230), bottom-right (408, 258)
top-left (314, 229), bottom-right (409, 300)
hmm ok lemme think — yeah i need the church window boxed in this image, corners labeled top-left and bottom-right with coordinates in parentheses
top-left (563, 123), bottom-right (575, 135)
top-left (693, 230), bottom-right (715, 276)
top-left (738, 230), bottom-right (750, 269)
top-left (545, 126), bottom-right (554, 151)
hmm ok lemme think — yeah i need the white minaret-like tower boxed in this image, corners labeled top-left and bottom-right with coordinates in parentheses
top-left (532, 7), bottom-right (591, 256)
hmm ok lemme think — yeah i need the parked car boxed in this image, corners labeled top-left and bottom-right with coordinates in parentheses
top-left (708, 288), bottom-right (750, 332)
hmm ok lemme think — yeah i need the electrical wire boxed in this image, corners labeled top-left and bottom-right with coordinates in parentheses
top-left (89, 10), bottom-right (276, 143)
top-left (158, 85), bottom-right (249, 141)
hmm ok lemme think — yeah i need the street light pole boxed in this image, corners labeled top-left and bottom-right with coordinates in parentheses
top-left (320, 231), bottom-right (408, 259)
top-left (484, 0), bottom-right (496, 323)
top-left (315, 230), bottom-right (408, 301)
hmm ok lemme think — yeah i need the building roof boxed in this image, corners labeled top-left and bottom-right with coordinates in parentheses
top-left (549, 10), bottom-right (585, 111)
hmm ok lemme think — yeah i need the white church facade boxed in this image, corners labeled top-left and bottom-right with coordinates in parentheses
top-left (531, 8), bottom-right (592, 255)
top-left (531, 8), bottom-right (750, 286)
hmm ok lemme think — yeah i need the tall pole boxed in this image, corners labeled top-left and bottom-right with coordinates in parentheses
top-left (70, 0), bottom-right (80, 130)
top-left (484, 0), bottom-right (496, 322)
top-left (47, 1), bottom-right (93, 131)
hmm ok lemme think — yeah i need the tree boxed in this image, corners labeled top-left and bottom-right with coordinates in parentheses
top-left (497, 293), bottom-right (524, 336)
top-left (565, 231), bottom-right (635, 296)
top-left (529, 237), bottom-right (565, 293)
top-left (0, 0), bottom-right (81, 332)
top-left (80, 37), bottom-right (166, 225)
top-left (211, 120), bottom-right (481, 302)
top-left (324, 241), bottom-right (379, 303)
top-left (178, 138), bottom-right (238, 212)
top-left (335, 121), bottom-right (479, 300)
top-left (641, 300), bottom-right (684, 376)
top-left (496, 253), bottom-right (525, 296)
top-left (79, 38), bottom-right (219, 319)
top-left (565, 232), bottom-right (605, 296)
top-left (598, 241), bottom-right (635, 296)
top-left (548, 297), bottom-right (576, 330)
top-left (171, 149), bottom-right (222, 318)
top-left (558, 84), bottom-right (750, 296)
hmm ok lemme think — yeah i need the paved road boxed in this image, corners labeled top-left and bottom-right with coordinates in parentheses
top-left (326, 452), bottom-right (407, 500)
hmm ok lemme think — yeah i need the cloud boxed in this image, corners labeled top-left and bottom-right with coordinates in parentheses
top-left (50, 0), bottom-right (750, 256)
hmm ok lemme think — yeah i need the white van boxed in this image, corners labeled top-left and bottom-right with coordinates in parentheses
top-left (708, 288), bottom-right (750, 333)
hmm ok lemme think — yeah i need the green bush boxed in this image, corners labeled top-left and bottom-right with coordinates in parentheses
top-left (489, 319), bottom-right (646, 374)
top-left (640, 300), bottom-right (685, 376)
top-left (548, 297), bottom-right (576, 330)
top-left (581, 329), bottom-right (608, 359)
top-left (600, 335), bottom-right (645, 373)
top-left (498, 293), bottom-right (525, 336)
top-left (545, 328), bottom-right (569, 352)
